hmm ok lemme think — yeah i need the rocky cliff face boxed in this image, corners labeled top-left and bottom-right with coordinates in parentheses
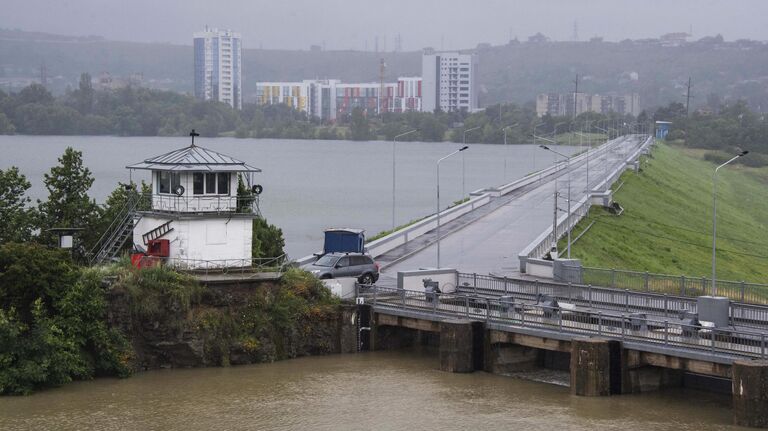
top-left (105, 280), bottom-right (357, 371)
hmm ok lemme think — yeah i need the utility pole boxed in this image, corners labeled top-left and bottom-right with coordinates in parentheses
top-left (552, 189), bottom-right (558, 254)
top-left (685, 77), bottom-right (693, 117)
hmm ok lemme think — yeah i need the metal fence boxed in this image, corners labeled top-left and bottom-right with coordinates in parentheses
top-left (368, 284), bottom-right (768, 362)
top-left (137, 255), bottom-right (287, 275)
top-left (456, 272), bottom-right (768, 329)
top-left (573, 266), bottom-right (768, 305)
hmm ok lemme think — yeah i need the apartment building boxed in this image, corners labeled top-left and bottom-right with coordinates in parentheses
top-left (193, 27), bottom-right (242, 109)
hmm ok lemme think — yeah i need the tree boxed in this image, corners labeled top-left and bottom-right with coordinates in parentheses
top-left (74, 73), bottom-right (94, 114)
top-left (0, 113), bottom-right (15, 134)
top-left (349, 107), bottom-right (371, 141)
top-left (38, 148), bottom-right (98, 249)
top-left (252, 217), bottom-right (285, 259)
top-left (14, 83), bottom-right (54, 106)
top-left (0, 167), bottom-right (37, 244)
top-left (0, 243), bottom-right (131, 394)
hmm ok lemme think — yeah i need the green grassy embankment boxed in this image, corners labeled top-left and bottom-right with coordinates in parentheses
top-left (559, 142), bottom-right (768, 283)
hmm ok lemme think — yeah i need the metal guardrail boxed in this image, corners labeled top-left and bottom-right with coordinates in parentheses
top-left (519, 135), bottom-right (654, 270)
top-left (137, 255), bottom-right (287, 275)
top-left (574, 266), bottom-right (768, 305)
top-left (456, 272), bottom-right (768, 329)
top-left (367, 284), bottom-right (768, 362)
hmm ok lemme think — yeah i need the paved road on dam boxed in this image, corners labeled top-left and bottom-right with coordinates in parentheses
top-left (377, 136), bottom-right (644, 285)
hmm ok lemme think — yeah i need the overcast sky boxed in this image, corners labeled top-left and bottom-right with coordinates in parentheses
top-left (2, 0), bottom-right (767, 50)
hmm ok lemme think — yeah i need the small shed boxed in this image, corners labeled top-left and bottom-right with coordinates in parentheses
top-left (655, 121), bottom-right (672, 140)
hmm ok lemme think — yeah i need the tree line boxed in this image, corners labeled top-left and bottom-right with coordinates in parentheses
top-left (655, 100), bottom-right (768, 167)
top-left (0, 75), bottom-right (641, 143)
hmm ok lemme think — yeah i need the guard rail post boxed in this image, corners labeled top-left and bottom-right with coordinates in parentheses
top-left (598, 312), bottom-right (603, 336)
top-left (644, 271), bottom-right (649, 292)
top-left (625, 289), bottom-right (629, 312)
top-left (465, 297), bottom-right (469, 319)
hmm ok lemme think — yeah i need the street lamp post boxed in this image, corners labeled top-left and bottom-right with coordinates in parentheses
top-left (533, 122), bottom-right (546, 172)
top-left (540, 145), bottom-right (573, 258)
top-left (437, 146), bottom-right (470, 268)
top-left (462, 126), bottom-right (481, 199)
top-left (502, 123), bottom-right (519, 183)
top-left (392, 129), bottom-right (418, 230)
top-left (711, 150), bottom-right (748, 295)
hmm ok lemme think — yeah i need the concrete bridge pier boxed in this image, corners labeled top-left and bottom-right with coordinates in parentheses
top-left (439, 320), bottom-right (484, 372)
top-left (570, 338), bottom-right (619, 396)
top-left (733, 360), bottom-right (768, 428)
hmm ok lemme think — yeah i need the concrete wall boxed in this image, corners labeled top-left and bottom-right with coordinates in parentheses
top-left (526, 258), bottom-right (554, 278)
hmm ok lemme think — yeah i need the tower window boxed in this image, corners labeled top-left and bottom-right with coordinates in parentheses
top-left (158, 171), bottom-right (180, 194)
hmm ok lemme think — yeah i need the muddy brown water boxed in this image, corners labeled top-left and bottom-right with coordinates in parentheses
top-left (0, 351), bottom-right (742, 430)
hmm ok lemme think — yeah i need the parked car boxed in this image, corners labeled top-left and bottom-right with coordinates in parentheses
top-left (303, 252), bottom-right (380, 284)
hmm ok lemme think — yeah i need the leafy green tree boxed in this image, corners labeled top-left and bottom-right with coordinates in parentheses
top-left (0, 243), bottom-right (131, 394)
top-left (74, 73), bottom-right (95, 114)
top-left (349, 107), bottom-right (371, 141)
top-left (252, 217), bottom-right (285, 259)
top-left (0, 167), bottom-right (37, 244)
top-left (0, 113), bottom-right (15, 134)
top-left (38, 148), bottom-right (98, 249)
top-left (14, 83), bottom-right (54, 106)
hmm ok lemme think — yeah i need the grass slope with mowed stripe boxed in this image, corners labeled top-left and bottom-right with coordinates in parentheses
top-left (560, 142), bottom-right (768, 283)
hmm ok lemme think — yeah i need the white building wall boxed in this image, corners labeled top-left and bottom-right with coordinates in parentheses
top-left (133, 215), bottom-right (253, 265)
top-left (421, 50), bottom-right (477, 113)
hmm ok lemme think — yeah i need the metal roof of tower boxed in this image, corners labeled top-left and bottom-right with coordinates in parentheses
top-left (126, 144), bottom-right (261, 172)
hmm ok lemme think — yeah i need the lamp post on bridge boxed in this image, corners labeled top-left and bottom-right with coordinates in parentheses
top-left (533, 122), bottom-right (547, 172)
top-left (392, 129), bottom-right (418, 230)
top-left (502, 123), bottom-right (519, 183)
top-left (540, 144), bottom-right (573, 258)
top-left (437, 146), bottom-right (469, 268)
top-left (462, 126), bottom-right (481, 199)
top-left (711, 150), bottom-right (748, 296)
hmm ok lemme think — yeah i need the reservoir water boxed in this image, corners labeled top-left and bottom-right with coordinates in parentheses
top-left (0, 351), bottom-right (737, 430)
top-left (0, 135), bottom-right (575, 257)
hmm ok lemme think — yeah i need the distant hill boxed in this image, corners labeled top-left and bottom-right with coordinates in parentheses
top-left (2, 28), bottom-right (768, 110)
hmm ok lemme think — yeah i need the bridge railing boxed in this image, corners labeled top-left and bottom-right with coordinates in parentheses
top-left (570, 266), bottom-right (768, 305)
top-left (458, 272), bottom-right (697, 316)
top-left (368, 284), bottom-right (768, 362)
top-left (456, 272), bottom-right (768, 328)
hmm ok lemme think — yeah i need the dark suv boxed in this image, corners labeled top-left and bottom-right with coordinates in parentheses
top-left (303, 252), bottom-right (380, 284)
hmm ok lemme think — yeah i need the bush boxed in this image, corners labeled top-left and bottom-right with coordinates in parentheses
top-left (0, 243), bottom-right (131, 395)
top-left (113, 262), bottom-right (204, 319)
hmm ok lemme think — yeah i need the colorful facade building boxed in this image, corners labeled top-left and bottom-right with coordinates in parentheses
top-left (255, 77), bottom-right (423, 122)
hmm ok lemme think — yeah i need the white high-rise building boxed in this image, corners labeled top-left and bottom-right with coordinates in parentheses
top-left (194, 27), bottom-right (242, 109)
top-left (421, 50), bottom-right (478, 113)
